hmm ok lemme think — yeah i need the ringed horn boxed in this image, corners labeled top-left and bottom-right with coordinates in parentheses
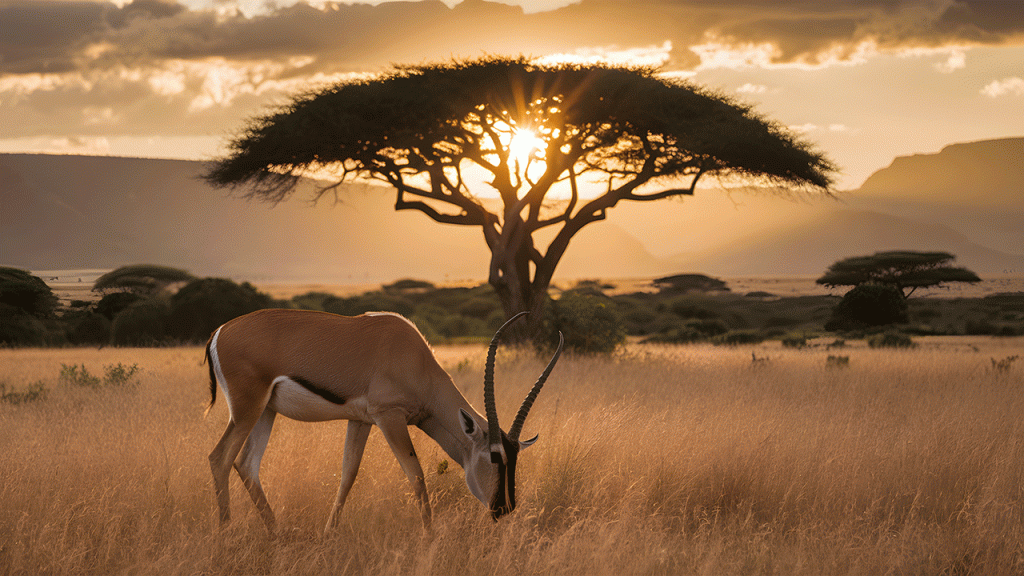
top-left (484, 312), bottom-right (564, 464)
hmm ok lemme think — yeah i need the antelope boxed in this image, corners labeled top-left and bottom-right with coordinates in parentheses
top-left (204, 309), bottom-right (562, 532)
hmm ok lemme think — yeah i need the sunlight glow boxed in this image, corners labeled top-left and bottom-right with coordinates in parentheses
top-left (508, 127), bottom-right (546, 169)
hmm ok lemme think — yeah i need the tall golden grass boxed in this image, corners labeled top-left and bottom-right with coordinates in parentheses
top-left (1, 338), bottom-right (1023, 575)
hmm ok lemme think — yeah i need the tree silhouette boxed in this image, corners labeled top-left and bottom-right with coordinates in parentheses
top-left (817, 251), bottom-right (981, 298)
top-left (93, 264), bottom-right (195, 296)
top-left (205, 57), bottom-right (835, 339)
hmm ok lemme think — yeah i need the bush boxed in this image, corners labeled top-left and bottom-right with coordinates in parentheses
top-left (0, 267), bottom-right (59, 319)
top-left (826, 284), bottom-right (908, 331)
top-left (868, 332), bottom-right (916, 349)
top-left (781, 336), bottom-right (808, 348)
top-left (714, 330), bottom-right (766, 346)
top-left (540, 292), bottom-right (625, 354)
top-left (110, 299), bottom-right (172, 346)
top-left (168, 278), bottom-right (272, 343)
top-left (95, 291), bottom-right (144, 320)
top-left (322, 291), bottom-right (413, 317)
top-left (0, 304), bottom-right (53, 346)
top-left (0, 381), bottom-right (48, 404)
top-left (65, 311), bottom-right (111, 345)
top-left (60, 363), bottom-right (140, 388)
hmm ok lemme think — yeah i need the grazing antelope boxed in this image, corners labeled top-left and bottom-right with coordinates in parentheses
top-left (204, 309), bottom-right (562, 532)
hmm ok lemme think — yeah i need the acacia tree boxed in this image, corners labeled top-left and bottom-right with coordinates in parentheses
top-left (205, 57), bottom-right (834, 339)
top-left (817, 251), bottom-right (981, 298)
top-left (93, 264), bottom-right (195, 296)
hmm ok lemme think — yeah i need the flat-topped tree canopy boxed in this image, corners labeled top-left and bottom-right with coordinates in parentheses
top-left (205, 56), bottom-right (835, 340)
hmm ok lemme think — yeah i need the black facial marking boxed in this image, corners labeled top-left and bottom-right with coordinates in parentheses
top-left (291, 375), bottom-right (346, 405)
top-left (490, 434), bottom-right (520, 520)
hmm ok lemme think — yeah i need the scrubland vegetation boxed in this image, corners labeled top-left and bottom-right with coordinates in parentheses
top-left (2, 339), bottom-right (1023, 575)
top-left (5, 265), bottom-right (1024, 353)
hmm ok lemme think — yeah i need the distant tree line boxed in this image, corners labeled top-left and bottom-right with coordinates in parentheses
top-left (1, 252), bottom-right (1019, 352)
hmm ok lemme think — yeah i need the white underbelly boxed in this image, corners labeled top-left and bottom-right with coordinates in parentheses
top-left (267, 376), bottom-right (369, 422)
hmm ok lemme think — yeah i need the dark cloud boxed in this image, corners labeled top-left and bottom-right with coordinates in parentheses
top-left (3, 0), bottom-right (1023, 77)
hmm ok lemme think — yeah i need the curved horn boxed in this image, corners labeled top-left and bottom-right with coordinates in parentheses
top-left (508, 331), bottom-right (563, 442)
top-left (484, 311), bottom-right (529, 463)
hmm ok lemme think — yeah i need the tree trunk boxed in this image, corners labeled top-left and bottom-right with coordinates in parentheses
top-left (488, 239), bottom-right (550, 344)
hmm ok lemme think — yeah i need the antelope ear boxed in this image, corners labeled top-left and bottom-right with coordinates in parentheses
top-left (459, 409), bottom-right (482, 440)
top-left (519, 434), bottom-right (539, 450)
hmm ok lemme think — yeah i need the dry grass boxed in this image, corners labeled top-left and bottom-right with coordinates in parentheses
top-left (1, 338), bottom-right (1023, 575)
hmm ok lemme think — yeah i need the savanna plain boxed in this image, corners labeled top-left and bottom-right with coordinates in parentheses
top-left (2, 338), bottom-right (1024, 575)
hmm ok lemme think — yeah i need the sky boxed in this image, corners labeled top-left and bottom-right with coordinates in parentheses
top-left (1, 0), bottom-right (1022, 189)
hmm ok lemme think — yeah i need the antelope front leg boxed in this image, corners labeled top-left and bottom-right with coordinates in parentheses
top-left (375, 410), bottom-right (432, 527)
top-left (325, 420), bottom-right (372, 534)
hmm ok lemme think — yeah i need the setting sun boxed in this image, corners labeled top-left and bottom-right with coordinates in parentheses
top-left (507, 127), bottom-right (547, 171)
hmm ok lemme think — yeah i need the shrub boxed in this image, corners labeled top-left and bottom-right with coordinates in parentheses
top-left (290, 291), bottom-right (336, 311)
top-left (168, 278), bottom-right (272, 343)
top-left (0, 304), bottom-right (51, 346)
top-left (826, 284), bottom-right (908, 331)
top-left (110, 299), bottom-right (171, 346)
top-left (0, 381), bottom-right (48, 404)
top-left (60, 363), bottom-right (141, 388)
top-left (867, 332), bottom-right (916, 349)
top-left (782, 336), bottom-right (808, 348)
top-left (322, 291), bottom-right (413, 317)
top-left (65, 311), bottom-right (111, 345)
top-left (540, 292), bottom-right (625, 354)
top-left (0, 268), bottom-right (59, 319)
top-left (95, 291), bottom-right (144, 320)
top-left (714, 330), bottom-right (766, 345)
top-left (825, 355), bottom-right (850, 368)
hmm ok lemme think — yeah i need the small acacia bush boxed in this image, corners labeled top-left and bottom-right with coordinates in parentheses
top-left (540, 291), bottom-right (625, 354)
top-left (110, 299), bottom-right (171, 346)
top-left (868, 331), bottom-right (916, 349)
top-left (60, 363), bottom-right (141, 389)
top-left (168, 278), bottom-right (272, 343)
top-left (0, 381), bottom-right (48, 404)
top-left (826, 283), bottom-right (908, 331)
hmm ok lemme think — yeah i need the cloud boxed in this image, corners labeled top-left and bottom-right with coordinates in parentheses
top-left (3, 0), bottom-right (1023, 78)
top-left (736, 83), bottom-right (768, 94)
top-left (0, 0), bottom-right (1022, 149)
top-left (981, 76), bottom-right (1024, 97)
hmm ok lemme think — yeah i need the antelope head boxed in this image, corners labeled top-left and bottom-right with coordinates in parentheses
top-left (458, 312), bottom-right (563, 520)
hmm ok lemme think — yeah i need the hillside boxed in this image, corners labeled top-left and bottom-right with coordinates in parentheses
top-left (0, 154), bottom-right (665, 283)
top-left (3, 138), bottom-right (1022, 282)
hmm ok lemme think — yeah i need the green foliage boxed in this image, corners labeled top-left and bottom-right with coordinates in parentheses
top-left (95, 291), bottom-right (144, 320)
top-left (817, 251), bottom-right (980, 298)
top-left (59, 363), bottom-right (100, 387)
top-left (826, 355), bottom-right (850, 368)
top-left (782, 336), bottom-right (808, 348)
top-left (60, 363), bottom-right (140, 388)
top-left (0, 304), bottom-right (50, 346)
top-left (322, 291), bottom-right (414, 317)
top-left (93, 264), bottom-right (195, 295)
top-left (167, 278), bottom-right (272, 343)
top-left (0, 381), bottom-right (48, 404)
top-left (714, 330), bottom-right (766, 346)
top-left (990, 355), bottom-right (1020, 373)
top-left (541, 292), bottom-right (625, 354)
top-left (868, 332), bottom-right (916, 349)
top-left (110, 299), bottom-right (172, 346)
top-left (64, 310), bottom-right (111, 345)
top-left (0, 267), bottom-right (59, 319)
top-left (826, 284), bottom-right (909, 331)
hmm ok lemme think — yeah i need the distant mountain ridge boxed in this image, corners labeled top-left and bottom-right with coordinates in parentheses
top-left (2, 137), bottom-right (1022, 282)
top-left (0, 153), bottom-right (666, 283)
top-left (857, 137), bottom-right (1024, 208)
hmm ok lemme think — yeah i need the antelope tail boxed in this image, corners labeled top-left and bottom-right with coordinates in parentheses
top-left (204, 335), bottom-right (217, 414)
